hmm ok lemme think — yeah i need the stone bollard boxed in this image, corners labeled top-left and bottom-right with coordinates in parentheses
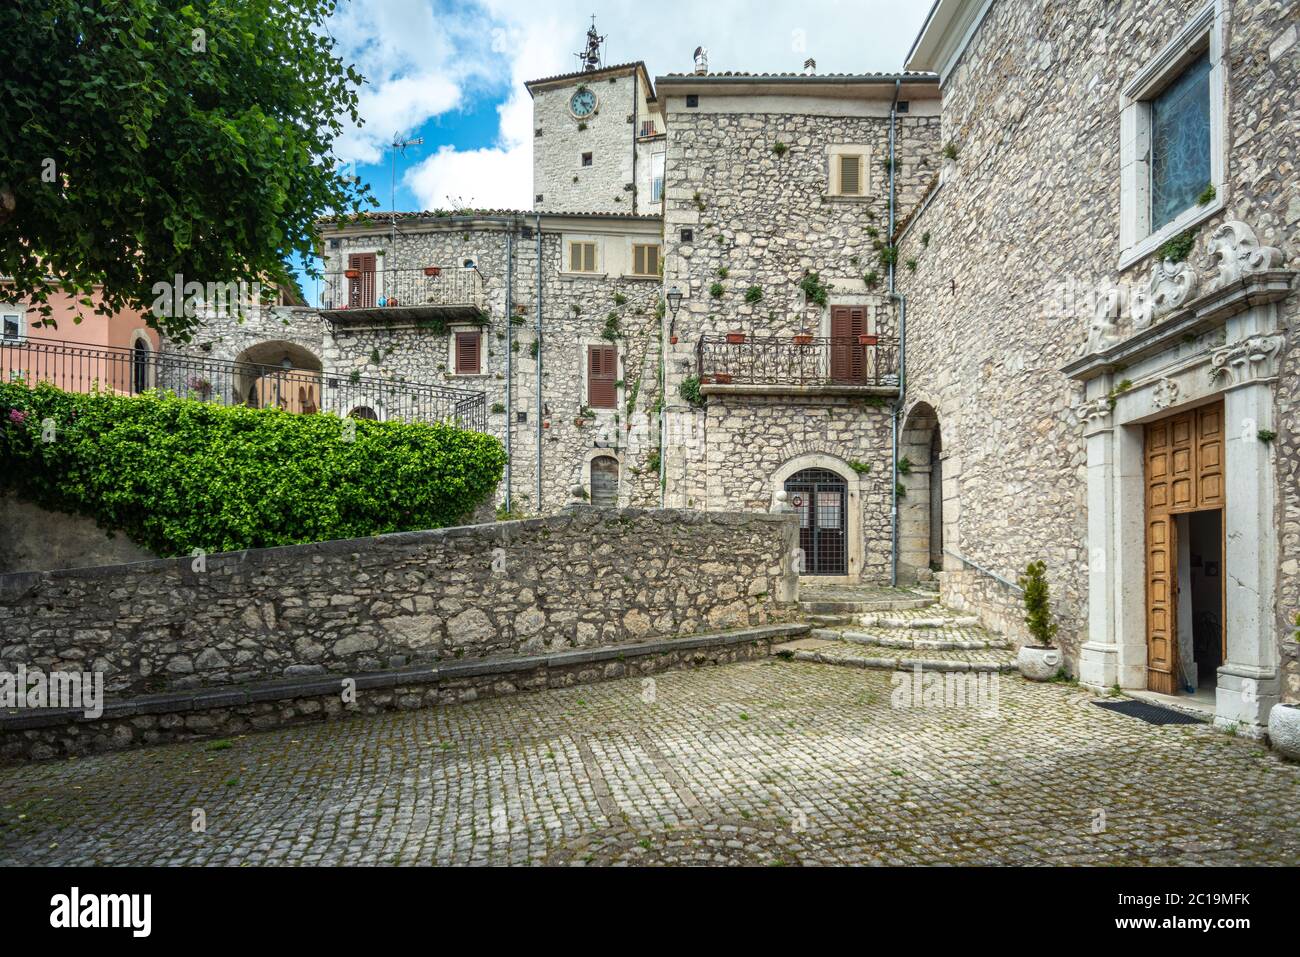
top-left (565, 483), bottom-right (590, 508)
top-left (770, 490), bottom-right (793, 514)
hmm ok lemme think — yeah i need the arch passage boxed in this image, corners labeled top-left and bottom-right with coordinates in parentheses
top-left (899, 402), bottom-right (943, 582)
top-left (785, 468), bottom-right (847, 575)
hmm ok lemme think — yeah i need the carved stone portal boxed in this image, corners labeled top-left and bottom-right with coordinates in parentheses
top-left (1206, 220), bottom-right (1286, 290)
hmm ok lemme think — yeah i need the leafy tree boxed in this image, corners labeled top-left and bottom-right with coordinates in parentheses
top-left (0, 0), bottom-right (374, 338)
top-left (1018, 560), bottom-right (1059, 648)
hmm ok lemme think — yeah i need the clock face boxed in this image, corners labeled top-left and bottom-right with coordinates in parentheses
top-left (570, 88), bottom-right (597, 118)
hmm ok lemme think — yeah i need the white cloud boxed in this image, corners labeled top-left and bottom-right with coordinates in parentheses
top-left (334, 0), bottom-right (932, 210)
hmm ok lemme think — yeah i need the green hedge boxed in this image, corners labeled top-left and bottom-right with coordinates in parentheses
top-left (0, 382), bottom-right (505, 557)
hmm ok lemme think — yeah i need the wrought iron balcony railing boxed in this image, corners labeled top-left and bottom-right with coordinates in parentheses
top-left (696, 334), bottom-right (899, 389)
top-left (319, 265), bottom-right (486, 321)
top-left (0, 337), bottom-right (487, 432)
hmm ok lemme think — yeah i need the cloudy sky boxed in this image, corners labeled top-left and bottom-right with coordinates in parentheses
top-left (326, 0), bottom-right (934, 213)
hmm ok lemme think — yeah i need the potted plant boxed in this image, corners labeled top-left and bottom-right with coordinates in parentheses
top-left (344, 268), bottom-right (360, 279)
top-left (793, 330), bottom-right (814, 345)
top-left (424, 266), bottom-right (441, 277)
top-left (725, 331), bottom-right (746, 344)
top-left (1016, 560), bottom-right (1063, 681)
top-left (858, 333), bottom-right (879, 346)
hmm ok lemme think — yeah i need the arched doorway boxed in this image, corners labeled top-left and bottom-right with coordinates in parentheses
top-left (899, 402), bottom-right (943, 582)
top-left (348, 406), bottom-right (379, 421)
top-left (590, 455), bottom-right (619, 507)
top-left (130, 335), bottom-right (152, 395)
top-left (785, 468), bottom-right (848, 576)
top-left (233, 341), bottom-right (323, 414)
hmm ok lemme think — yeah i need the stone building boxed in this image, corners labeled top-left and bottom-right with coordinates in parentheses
top-left (163, 6), bottom-right (1299, 733)
top-left (898, 0), bottom-right (1298, 733)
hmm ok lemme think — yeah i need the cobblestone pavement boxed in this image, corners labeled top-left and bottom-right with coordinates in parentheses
top-left (1, 660), bottom-right (1297, 866)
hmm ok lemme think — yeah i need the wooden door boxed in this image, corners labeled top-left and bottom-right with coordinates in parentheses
top-left (348, 253), bottom-right (376, 308)
top-left (829, 306), bottom-right (867, 383)
top-left (1144, 400), bottom-right (1225, 694)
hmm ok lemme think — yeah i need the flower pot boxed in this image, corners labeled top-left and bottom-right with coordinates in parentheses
top-left (669, 335), bottom-right (679, 345)
top-left (344, 269), bottom-right (360, 280)
top-left (1268, 703), bottom-right (1300, 760)
top-left (699, 375), bottom-right (714, 384)
top-left (574, 418), bottom-right (585, 427)
top-left (714, 372), bottom-right (733, 384)
top-left (725, 332), bottom-right (746, 345)
top-left (858, 334), bottom-right (879, 346)
top-left (1017, 645), bottom-right (1063, 682)
top-left (793, 333), bottom-right (814, 345)
top-left (424, 266), bottom-right (441, 277)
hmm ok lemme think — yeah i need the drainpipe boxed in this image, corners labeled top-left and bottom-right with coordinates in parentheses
top-left (535, 213), bottom-right (543, 509)
top-left (504, 224), bottom-right (514, 514)
top-left (888, 78), bottom-right (904, 587)
top-left (631, 78), bottom-right (639, 215)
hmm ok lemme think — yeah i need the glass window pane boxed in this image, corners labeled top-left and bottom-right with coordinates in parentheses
top-left (1151, 52), bottom-right (1211, 231)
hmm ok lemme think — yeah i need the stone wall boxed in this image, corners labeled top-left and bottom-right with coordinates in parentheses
top-left (0, 506), bottom-right (798, 698)
top-left (0, 494), bottom-right (154, 574)
top-left (534, 71), bottom-right (641, 213)
top-left (700, 395), bottom-right (895, 582)
top-left (896, 0), bottom-right (1299, 670)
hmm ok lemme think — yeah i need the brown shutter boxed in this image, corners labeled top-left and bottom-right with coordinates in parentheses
top-left (348, 253), bottom-right (376, 308)
top-left (455, 332), bottom-right (480, 374)
top-left (839, 154), bottom-right (862, 195)
top-left (588, 344), bottom-right (616, 408)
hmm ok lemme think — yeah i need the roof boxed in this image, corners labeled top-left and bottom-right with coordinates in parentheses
top-left (654, 71), bottom-right (940, 98)
top-left (658, 70), bottom-right (936, 81)
top-left (525, 61), bottom-right (654, 99)
top-left (316, 208), bottom-right (662, 230)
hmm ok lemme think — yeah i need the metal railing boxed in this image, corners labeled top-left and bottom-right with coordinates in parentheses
top-left (697, 334), bottom-right (899, 388)
top-left (320, 265), bottom-right (486, 313)
top-left (0, 337), bottom-right (487, 432)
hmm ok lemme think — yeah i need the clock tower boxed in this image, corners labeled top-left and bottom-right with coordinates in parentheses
top-left (525, 21), bottom-right (665, 215)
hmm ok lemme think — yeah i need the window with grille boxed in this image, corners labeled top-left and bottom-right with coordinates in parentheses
top-left (1, 307), bottom-right (23, 340)
top-left (455, 331), bottom-right (481, 374)
top-left (587, 344), bottom-right (617, 408)
top-left (632, 244), bottom-right (660, 276)
top-left (569, 241), bottom-right (597, 273)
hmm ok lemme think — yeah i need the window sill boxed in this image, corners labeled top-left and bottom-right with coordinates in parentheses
top-left (559, 271), bottom-right (606, 279)
top-left (1118, 193), bottom-right (1223, 272)
top-left (822, 194), bottom-right (874, 204)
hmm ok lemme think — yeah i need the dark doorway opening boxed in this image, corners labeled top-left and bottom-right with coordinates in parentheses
top-left (786, 468), bottom-right (847, 575)
top-left (1178, 509), bottom-right (1223, 693)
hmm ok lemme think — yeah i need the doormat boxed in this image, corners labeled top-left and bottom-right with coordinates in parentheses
top-left (1091, 699), bottom-right (1206, 726)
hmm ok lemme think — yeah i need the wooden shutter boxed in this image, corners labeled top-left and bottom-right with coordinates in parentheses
top-left (829, 306), bottom-right (867, 383)
top-left (839, 154), bottom-right (862, 195)
top-left (588, 344), bottom-right (616, 408)
top-left (634, 244), bottom-right (660, 276)
top-left (455, 332), bottom-right (480, 374)
top-left (570, 242), bottom-right (596, 272)
top-left (347, 253), bottom-right (376, 308)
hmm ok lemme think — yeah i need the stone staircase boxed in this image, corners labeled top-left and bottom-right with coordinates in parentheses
top-left (780, 586), bottom-right (1017, 674)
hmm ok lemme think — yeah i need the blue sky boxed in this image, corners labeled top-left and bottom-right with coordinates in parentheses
top-left (297, 0), bottom-right (934, 303)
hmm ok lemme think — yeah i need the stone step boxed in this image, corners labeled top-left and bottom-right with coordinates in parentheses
top-left (789, 640), bottom-right (1018, 673)
top-left (798, 597), bottom-right (937, 615)
top-left (858, 611), bottom-right (982, 630)
top-left (811, 627), bottom-right (1010, 652)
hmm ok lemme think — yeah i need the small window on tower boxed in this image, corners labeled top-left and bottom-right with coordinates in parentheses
top-left (680, 228), bottom-right (694, 243)
top-left (581, 152), bottom-right (593, 167)
top-left (686, 95), bottom-right (699, 108)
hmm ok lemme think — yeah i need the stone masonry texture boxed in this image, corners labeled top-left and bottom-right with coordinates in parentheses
top-left (0, 508), bottom-right (797, 698)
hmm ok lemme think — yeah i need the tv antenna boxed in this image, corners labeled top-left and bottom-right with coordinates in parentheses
top-left (389, 133), bottom-right (424, 219)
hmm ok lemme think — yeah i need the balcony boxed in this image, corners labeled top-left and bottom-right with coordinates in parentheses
top-left (319, 265), bottom-right (486, 324)
top-left (0, 338), bottom-right (487, 432)
top-left (695, 334), bottom-right (899, 396)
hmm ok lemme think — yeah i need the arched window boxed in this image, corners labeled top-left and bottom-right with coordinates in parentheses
top-left (590, 456), bottom-right (619, 507)
top-left (348, 406), bottom-right (379, 421)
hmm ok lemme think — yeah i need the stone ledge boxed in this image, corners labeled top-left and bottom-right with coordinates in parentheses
top-left (0, 622), bottom-right (811, 737)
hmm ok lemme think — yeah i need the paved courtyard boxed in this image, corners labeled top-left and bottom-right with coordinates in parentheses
top-left (1, 659), bottom-right (1297, 866)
